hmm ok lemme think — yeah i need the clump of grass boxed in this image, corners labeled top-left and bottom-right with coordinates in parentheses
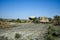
top-left (15, 33), bottom-right (22, 39)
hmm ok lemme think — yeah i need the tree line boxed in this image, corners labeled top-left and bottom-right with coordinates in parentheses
top-left (0, 15), bottom-right (60, 25)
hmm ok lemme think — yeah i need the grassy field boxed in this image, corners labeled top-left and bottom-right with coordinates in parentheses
top-left (0, 23), bottom-right (49, 40)
top-left (0, 23), bottom-right (60, 40)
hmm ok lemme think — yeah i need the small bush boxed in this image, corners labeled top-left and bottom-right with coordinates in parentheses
top-left (44, 25), bottom-right (60, 40)
top-left (29, 38), bottom-right (33, 40)
top-left (15, 33), bottom-right (22, 39)
top-left (0, 36), bottom-right (8, 40)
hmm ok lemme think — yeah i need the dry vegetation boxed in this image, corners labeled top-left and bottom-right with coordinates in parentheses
top-left (0, 21), bottom-right (10, 29)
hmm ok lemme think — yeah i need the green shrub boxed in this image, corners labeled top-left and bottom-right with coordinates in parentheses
top-left (44, 25), bottom-right (60, 40)
top-left (0, 36), bottom-right (8, 40)
top-left (29, 38), bottom-right (33, 40)
top-left (15, 33), bottom-right (22, 39)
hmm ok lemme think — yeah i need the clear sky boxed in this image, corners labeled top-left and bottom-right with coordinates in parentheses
top-left (0, 0), bottom-right (60, 19)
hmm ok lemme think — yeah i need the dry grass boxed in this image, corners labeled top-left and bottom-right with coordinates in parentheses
top-left (0, 21), bottom-right (10, 29)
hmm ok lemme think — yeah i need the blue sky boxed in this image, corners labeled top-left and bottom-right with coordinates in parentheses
top-left (0, 0), bottom-right (60, 19)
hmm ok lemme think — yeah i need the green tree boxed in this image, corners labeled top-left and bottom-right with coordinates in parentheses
top-left (16, 18), bottom-right (21, 23)
top-left (0, 18), bottom-right (3, 21)
top-left (53, 15), bottom-right (60, 25)
top-left (48, 17), bottom-right (53, 23)
top-left (29, 17), bottom-right (40, 23)
top-left (33, 17), bottom-right (40, 23)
